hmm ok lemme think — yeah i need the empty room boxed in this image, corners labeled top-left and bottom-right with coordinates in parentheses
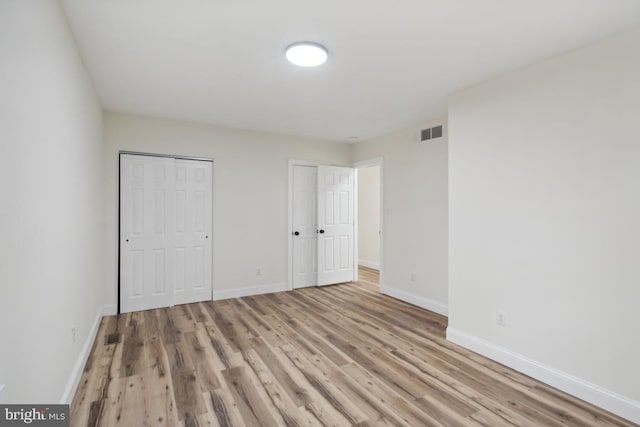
top-left (1, 0), bottom-right (639, 426)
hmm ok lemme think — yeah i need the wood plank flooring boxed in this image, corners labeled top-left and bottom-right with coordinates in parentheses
top-left (71, 266), bottom-right (636, 426)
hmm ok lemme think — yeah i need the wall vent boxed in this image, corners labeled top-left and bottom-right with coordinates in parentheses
top-left (420, 124), bottom-right (443, 142)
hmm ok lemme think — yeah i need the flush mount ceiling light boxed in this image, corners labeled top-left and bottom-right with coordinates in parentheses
top-left (285, 42), bottom-right (328, 67)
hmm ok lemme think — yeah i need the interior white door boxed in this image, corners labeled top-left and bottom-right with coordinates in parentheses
top-left (120, 155), bottom-right (174, 312)
top-left (292, 165), bottom-right (318, 288)
top-left (120, 154), bottom-right (212, 313)
top-left (173, 159), bottom-right (213, 305)
top-left (317, 166), bottom-right (355, 286)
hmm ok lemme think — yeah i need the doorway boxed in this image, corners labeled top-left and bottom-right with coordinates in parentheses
top-left (119, 153), bottom-right (213, 313)
top-left (357, 164), bottom-right (381, 271)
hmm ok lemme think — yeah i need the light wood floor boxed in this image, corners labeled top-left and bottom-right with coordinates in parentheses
top-left (71, 266), bottom-right (636, 426)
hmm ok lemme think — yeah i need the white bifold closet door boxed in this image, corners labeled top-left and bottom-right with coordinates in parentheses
top-left (292, 165), bottom-right (354, 289)
top-left (120, 154), bottom-right (212, 313)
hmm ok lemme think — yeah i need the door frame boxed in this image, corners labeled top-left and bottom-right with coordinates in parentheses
top-left (117, 151), bottom-right (215, 313)
top-left (353, 157), bottom-right (384, 289)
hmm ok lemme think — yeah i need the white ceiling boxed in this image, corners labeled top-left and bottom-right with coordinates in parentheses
top-left (61, 0), bottom-right (640, 142)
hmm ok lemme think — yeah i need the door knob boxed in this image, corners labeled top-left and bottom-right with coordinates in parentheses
top-left (319, 229), bottom-right (325, 234)
top-left (294, 231), bottom-right (300, 236)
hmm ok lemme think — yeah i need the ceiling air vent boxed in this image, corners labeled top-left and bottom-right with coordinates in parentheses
top-left (420, 124), bottom-right (444, 142)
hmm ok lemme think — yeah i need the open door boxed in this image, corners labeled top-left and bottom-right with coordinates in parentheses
top-left (317, 166), bottom-right (355, 286)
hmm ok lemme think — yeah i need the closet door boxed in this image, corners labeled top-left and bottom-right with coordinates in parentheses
top-left (120, 155), bottom-right (175, 313)
top-left (120, 154), bottom-right (212, 313)
top-left (173, 159), bottom-right (212, 305)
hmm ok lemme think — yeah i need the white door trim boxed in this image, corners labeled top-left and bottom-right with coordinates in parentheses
top-left (353, 157), bottom-right (383, 289)
top-left (117, 151), bottom-right (214, 313)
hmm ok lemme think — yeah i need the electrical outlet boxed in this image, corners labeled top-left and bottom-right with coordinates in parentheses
top-left (256, 268), bottom-right (262, 276)
top-left (496, 311), bottom-right (506, 327)
top-left (71, 326), bottom-right (77, 344)
top-left (410, 272), bottom-right (415, 282)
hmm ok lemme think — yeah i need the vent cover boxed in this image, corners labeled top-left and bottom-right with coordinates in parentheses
top-left (106, 333), bottom-right (122, 345)
top-left (420, 124), bottom-right (444, 142)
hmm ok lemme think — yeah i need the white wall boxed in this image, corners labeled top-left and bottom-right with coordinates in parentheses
top-left (352, 121), bottom-right (448, 315)
top-left (0, 0), bottom-right (104, 403)
top-left (357, 165), bottom-right (380, 269)
top-left (104, 112), bottom-right (351, 304)
top-left (448, 27), bottom-right (640, 422)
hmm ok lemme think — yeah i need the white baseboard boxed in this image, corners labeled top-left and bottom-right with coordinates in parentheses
top-left (213, 282), bottom-right (288, 301)
top-left (380, 285), bottom-right (448, 316)
top-left (60, 304), bottom-right (104, 404)
top-left (446, 327), bottom-right (640, 425)
top-left (102, 304), bottom-right (117, 316)
top-left (358, 260), bottom-right (380, 270)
